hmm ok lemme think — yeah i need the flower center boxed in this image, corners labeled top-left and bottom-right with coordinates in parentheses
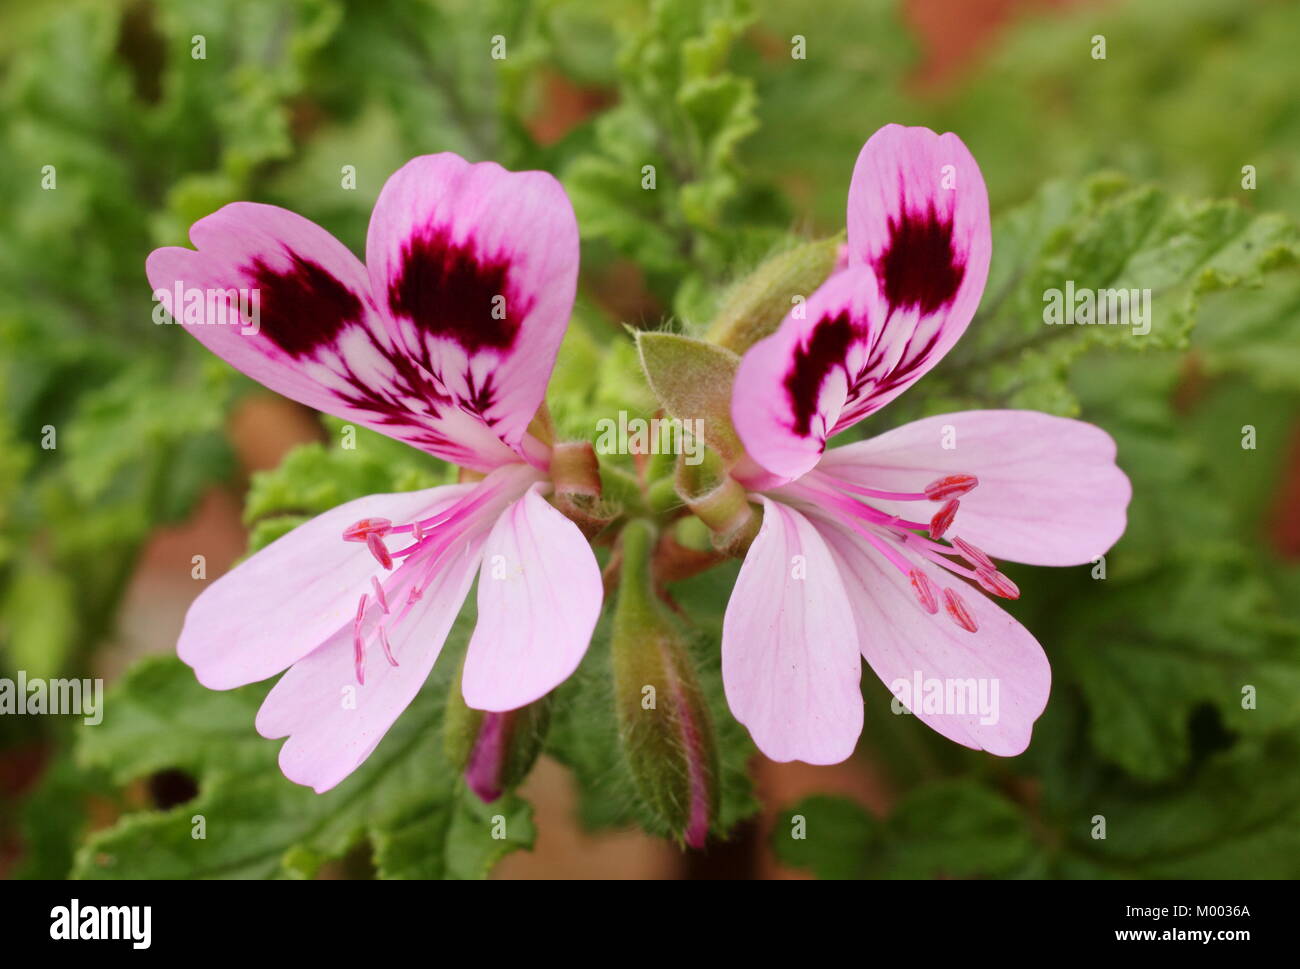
top-left (782, 468), bottom-right (1020, 633)
top-left (337, 467), bottom-right (535, 684)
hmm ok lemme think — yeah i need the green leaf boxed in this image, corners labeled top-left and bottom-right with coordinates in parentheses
top-left (905, 175), bottom-right (1300, 424)
top-left (774, 783), bottom-right (1035, 879)
top-left (3, 563), bottom-right (76, 680)
top-left (73, 650), bottom-right (535, 880)
top-left (1036, 720), bottom-right (1300, 879)
top-left (563, 0), bottom-right (760, 296)
top-left (771, 795), bottom-right (879, 880)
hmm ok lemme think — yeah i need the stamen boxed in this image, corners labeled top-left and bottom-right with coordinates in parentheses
top-left (929, 499), bottom-right (959, 539)
top-left (909, 569), bottom-right (939, 614)
top-left (371, 576), bottom-right (390, 614)
top-left (951, 535), bottom-right (995, 572)
top-left (385, 488), bottom-right (499, 559)
top-left (976, 568), bottom-right (1020, 600)
top-left (900, 535), bottom-right (980, 580)
top-left (343, 517), bottom-right (392, 543)
top-left (943, 588), bottom-right (978, 633)
top-left (924, 474), bottom-right (978, 501)
top-left (808, 468), bottom-right (1019, 623)
top-left (378, 624), bottom-right (399, 667)
top-left (792, 479), bottom-right (932, 532)
top-left (353, 593), bottom-right (369, 685)
top-left (366, 532), bottom-right (394, 570)
top-left (829, 480), bottom-right (933, 502)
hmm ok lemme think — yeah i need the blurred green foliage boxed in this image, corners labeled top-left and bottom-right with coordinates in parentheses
top-left (2, 0), bottom-right (1298, 879)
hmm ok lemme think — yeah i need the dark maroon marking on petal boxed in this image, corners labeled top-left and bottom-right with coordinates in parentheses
top-left (327, 332), bottom-right (507, 461)
top-left (874, 204), bottom-right (965, 315)
top-left (388, 226), bottom-right (532, 354)
top-left (460, 369), bottom-right (499, 420)
top-left (783, 311), bottom-right (856, 438)
top-left (245, 250), bottom-right (364, 358)
top-left (837, 325), bottom-right (944, 426)
top-left (236, 246), bottom-right (512, 462)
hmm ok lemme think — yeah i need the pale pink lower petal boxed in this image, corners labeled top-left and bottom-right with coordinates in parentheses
top-left (816, 410), bottom-right (1132, 566)
top-left (178, 483), bottom-right (475, 691)
top-left (817, 520), bottom-right (1050, 756)
top-left (365, 155), bottom-right (579, 459)
top-left (461, 486), bottom-right (602, 711)
top-left (254, 530), bottom-right (488, 793)
top-left (722, 497), bottom-right (863, 764)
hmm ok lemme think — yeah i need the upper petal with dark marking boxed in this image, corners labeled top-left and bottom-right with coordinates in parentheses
top-left (840, 123), bottom-right (991, 421)
top-left (731, 125), bottom-right (993, 483)
top-left (146, 202), bottom-right (519, 471)
top-left (366, 154), bottom-right (579, 458)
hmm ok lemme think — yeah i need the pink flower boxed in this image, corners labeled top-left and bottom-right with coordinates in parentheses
top-left (723, 124), bottom-right (1132, 763)
top-left (147, 154), bottom-right (602, 792)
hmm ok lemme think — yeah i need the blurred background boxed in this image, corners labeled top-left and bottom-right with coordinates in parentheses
top-left (2, 0), bottom-right (1299, 879)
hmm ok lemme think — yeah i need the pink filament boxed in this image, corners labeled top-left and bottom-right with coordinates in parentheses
top-left (943, 588), bottom-right (978, 632)
top-left (798, 468), bottom-right (1011, 629)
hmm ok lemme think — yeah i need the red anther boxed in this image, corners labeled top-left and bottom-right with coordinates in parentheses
top-left (943, 588), bottom-right (979, 633)
top-left (371, 576), bottom-right (390, 614)
top-left (343, 517), bottom-right (393, 543)
top-left (353, 636), bottom-right (366, 685)
top-left (952, 535), bottom-right (995, 571)
top-left (929, 499), bottom-right (959, 539)
top-left (353, 594), bottom-right (368, 686)
top-left (909, 568), bottom-right (939, 614)
top-left (379, 625), bottom-right (399, 667)
top-left (975, 568), bottom-right (1020, 600)
top-left (924, 474), bottom-right (978, 501)
top-left (366, 532), bottom-right (394, 570)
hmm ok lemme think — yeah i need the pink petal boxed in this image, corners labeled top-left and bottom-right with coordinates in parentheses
top-left (255, 530), bottom-right (489, 793)
top-left (721, 497), bottom-right (863, 764)
top-left (731, 269), bottom-right (888, 483)
top-left (817, 520), bottom-right (1050, 756)
top-left (365, 154), bottom-right (579, 461)
top-left (178, 483), bottom-right (475, 691)
top-left (146, 203), bottom-right (518, 471)
top-left (843, 123), bottom-right (991, 418)
top-left (460, 486), bottom-right (602, 711)
top-left (817, 410), bottom-right (1132, 566)
top-left (732, 125), bottom-right (992, 485)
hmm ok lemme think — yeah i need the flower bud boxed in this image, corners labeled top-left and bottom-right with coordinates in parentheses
top-left (705, 235), bottom-right (843, 353)
top-left (444, 658), bottom-right (551, 803)
top-left (611, 520), bottom-right (719, 848)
